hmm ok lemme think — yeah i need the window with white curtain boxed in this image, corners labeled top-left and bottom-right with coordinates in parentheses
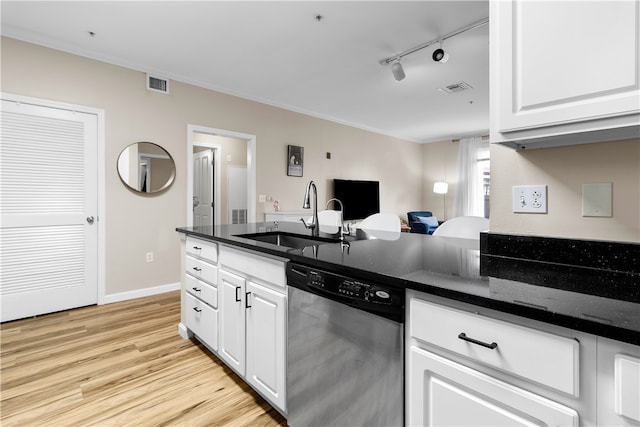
top-left (478, 143), bottom-right (490, 218)
top-left (454, 136), bottom-right (490, 218)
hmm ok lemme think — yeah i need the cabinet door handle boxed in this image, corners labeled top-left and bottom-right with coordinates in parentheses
top-left (245, 292), bottom-right (251, 308)
top-left (235, 286), bottom-right (242, 302)
top-left (193, 246), bottom-right (202, 250)
top-left (458, 332), bottom-right (498, 350)
top-left (192, 267), bottom-right (202, 272)
top-left (193, 307), bottom-right (202, 313)
top-left (192, 287), bottom-right (201, 292)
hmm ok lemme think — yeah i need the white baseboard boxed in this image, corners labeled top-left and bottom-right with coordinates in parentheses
top-left (100, 282), bottom-right (181, 305)
top-left (178, 322), bottom-right (193, 339)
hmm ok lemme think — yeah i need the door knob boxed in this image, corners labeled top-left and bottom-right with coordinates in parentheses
top-left (86, 216), bottom-right (95, 224)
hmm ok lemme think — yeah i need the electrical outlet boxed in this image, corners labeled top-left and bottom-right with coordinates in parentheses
top-left (146, 252), bottom-right (154, 262)
top-left (512, 185), bottom-right (547, 213)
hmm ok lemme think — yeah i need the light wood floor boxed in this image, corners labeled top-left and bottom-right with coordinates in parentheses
top-left (1, 291), bottom-right (287, 426)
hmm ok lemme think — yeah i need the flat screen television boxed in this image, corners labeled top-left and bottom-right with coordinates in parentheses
top-left (333, 179), bottom-right (380, 220)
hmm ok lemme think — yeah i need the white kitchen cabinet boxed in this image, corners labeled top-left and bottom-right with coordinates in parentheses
top-left (218, 268), bottom-right (246, 375)
top-left (218, 245), bottom-right (287, 413)
top-left (181, 238), bottom-right (287, 413)
top-left (490, 0), bottom-right (640, 149)
top-left (181, 237), bottom-right (219, 351)
top-left (184, 292), bottom-right (218, 351)
top-left (186, 236), bottom-right (218, 262)
top-left (596, 337), bottom-right (640, 426)
top-left (410, 297), bottom-right (580, 396)
top-left (185, 255), bottom-right (217, 285)
top-left (406, 290), bottom-right (597, 426)
top-left (246, 280), bottom-right (287, 411)
top-left (408, 346), bottom-right (578, 427)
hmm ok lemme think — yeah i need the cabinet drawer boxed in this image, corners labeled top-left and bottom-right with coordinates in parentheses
top-left (186, 237), bottom-right (218, 263)
top-left (410, 298), bottom-right (579, 396)
top-left (186, 255), bottom-right (217, 285)
top-left (219, 245), bottom-right (285, 290)
top-left (185, 275), bottom-right (217, 308)
top-left (184, 293), bottom-right (218, 351)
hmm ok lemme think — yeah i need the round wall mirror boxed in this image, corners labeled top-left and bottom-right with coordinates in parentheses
top-left (117, 142), bottom-right (175, 194)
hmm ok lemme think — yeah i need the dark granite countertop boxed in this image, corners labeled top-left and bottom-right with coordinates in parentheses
top-left (177, 222), bottom-right (640, 345)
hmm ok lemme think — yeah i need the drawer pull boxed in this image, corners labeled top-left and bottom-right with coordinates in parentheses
top-left (235, 286), bottom-right (242, 302)
top-left (192, 287), bottom-right (201, 292)
top-left (245, 292), bottom-right (251, 308)
top-left (458, 332), bottom-right (498, 350)
top-left (192, 267), bottom-right (202, 272)
top-left (193, 246), bottom-right (202, 250)
top-left (193, 307), bottom-right (202, 313)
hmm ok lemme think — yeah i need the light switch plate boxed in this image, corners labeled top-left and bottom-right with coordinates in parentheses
top-left (582, 183), bottom-right (612, 217)
top-left (512, 185), bottom-right (547, 213)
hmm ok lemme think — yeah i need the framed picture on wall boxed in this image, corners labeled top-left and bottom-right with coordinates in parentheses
top-left (287, 145), bottom-right (304, 177)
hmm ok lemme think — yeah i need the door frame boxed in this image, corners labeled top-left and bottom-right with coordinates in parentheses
top-left (1, 92), bottom-right (106, 305)
top-left (187, 124), bottom-right (256, 226)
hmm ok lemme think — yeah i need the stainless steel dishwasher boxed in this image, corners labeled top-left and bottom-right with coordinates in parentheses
top-left (286, 262), bottom-right (404, 427)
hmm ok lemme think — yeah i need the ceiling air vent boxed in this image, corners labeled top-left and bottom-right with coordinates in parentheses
top-left (438, 81), bottom-right (473, 94)
top-left (146, 74), bottom-right (169, 94)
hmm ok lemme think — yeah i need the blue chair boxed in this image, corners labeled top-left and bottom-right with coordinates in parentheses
top-left (407, 211), bottom-right (440, 234)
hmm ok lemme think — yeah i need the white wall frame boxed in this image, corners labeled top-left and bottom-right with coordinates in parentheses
top-left (187, 124), bottom-right (257, 226)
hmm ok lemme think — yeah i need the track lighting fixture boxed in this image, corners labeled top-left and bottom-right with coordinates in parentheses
top-left (391, 59), bottom-right (406, 81)
top-left (432, 39), bottom-right (449, 63)
top-left (379, 17), bottom-right (488, 80)
top-left (432, 48), bottom-right (448, 62)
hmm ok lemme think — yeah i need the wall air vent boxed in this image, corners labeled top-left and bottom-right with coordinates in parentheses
top-left (146, 74), bottom-right (169, 94)
top-left (231, 209), bottom-right (248, 224)
top-left (438, 81), bottom-right (473, 94)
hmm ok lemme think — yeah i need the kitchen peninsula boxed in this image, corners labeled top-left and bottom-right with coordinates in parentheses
top-left (176, 222), bottom-right (640, 426)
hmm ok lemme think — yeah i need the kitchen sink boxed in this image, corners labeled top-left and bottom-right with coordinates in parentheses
top-left (235, 231), bottom-right (341, 249)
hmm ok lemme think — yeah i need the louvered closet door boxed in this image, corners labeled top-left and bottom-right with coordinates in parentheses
top-left (0, 99), bottom-right (98, 322)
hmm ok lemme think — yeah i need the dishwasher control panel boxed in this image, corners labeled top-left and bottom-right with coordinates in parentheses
top-left (307, 270), bottom-right (396, 305)
top-left (287, 263), bottom-right (404, 322)
top-left (339, 280), bottom-right (392, 304)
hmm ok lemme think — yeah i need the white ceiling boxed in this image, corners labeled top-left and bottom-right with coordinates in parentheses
top-left (1, 1), bottom-right (490, 143)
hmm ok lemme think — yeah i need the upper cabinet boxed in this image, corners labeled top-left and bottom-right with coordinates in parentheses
top-left (490, 0), bottom-right (640, 149)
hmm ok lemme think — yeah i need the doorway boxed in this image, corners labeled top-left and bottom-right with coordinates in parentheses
top-left (187, 125), bottom-right (256, 226)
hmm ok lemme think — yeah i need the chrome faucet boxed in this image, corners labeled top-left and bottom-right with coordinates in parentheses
top-left (326, 198), bottom-right (350, 239)
top-left (301, 180), bottom-right (319, 236)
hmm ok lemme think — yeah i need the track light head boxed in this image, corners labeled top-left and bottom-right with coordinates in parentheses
top-left (391, 60), bottom-right (406, 81)
top-left (432, 48), bottom-right (449, 63)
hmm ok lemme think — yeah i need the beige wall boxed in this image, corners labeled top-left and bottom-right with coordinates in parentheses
top-left (490, 139), bottom-right (640, 243)
top-left (421, 137), bottom-right (639, 243)
top-left (1, 37), bottom-right (422, 296)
